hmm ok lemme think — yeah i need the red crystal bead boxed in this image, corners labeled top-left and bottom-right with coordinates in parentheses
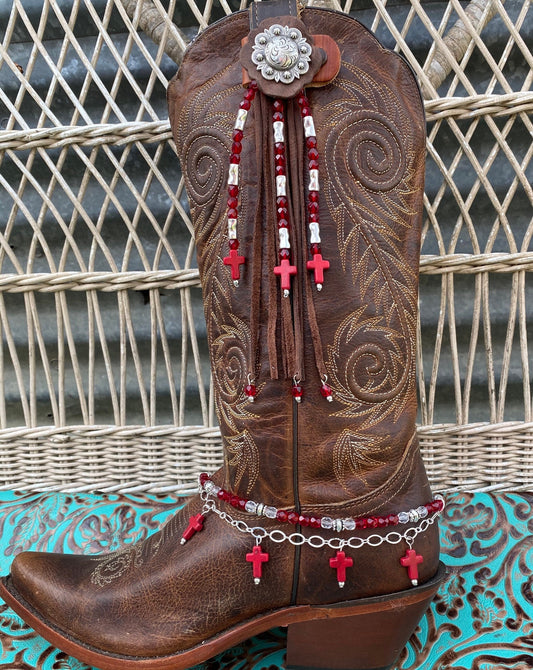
top-left (279, 248), bottom-right (290, 259)
top-left (308, 148), bottom-right (319, 161)
top-left (309, 517), bottom-right (322, 529)
top-left (309, 159), bottom-right (319, 170)
top-left (377, 517), bottom-right (388, 528)
top-left (228, 184), bottom-right (239, 198)
top-left (275, 165), bottom-right (285, 177)
top-left (310, 243), bottom-right (321, 254)
top-left (301, 106), bottom-right (311, 117)
top-left (309, 190), bottom-right (319, 202)
top-left (249, 81), bottom-right (258, 90)
top-left (227, 196), bottom-right (238, 210)
top-left (275, 142), bottom-right (284, 153)
top-left (309, 213), bottom-right (319, 223)
top-left (218, 489), bottom-right (230, 501)
top-left (435, 498), bottom-right (444, 510)
top-left (199, 472), bottom-right (209, 485)
top-left (297, 94), bottom-right (307, 107)
top-left (355, 518), bottom-right (367, 529)
top-left (278, 219), bottom-right (289, 229)
top-left (227, 208), bottom-right (238, 219)
top-left (276, 510), bottom-right (288, 522)
top-left (231, 141), bottom-right (242, 155)
top-left (230, 495), bottom-right (240, 508)
top-left (298, 515), bottom-right (310, 527)
top-left (232, 129), bottom-right (243, 142)
top-left (240, 99), bottom-right (251, 110)
top-left (239, 498), bottom-right (247, 509)
top-left (292, 383), bottom-right (304, 400)
top-left (366, 517), bottom-right (378, 528)
top-left (308, 201), bottom-right (319, 215)
top-left (277, 206), bottom-right (288, 219)
top-left (388, 514), bottom-right (399, 526)
top-left (244, 88), bottom-right (256, 101)
top-left (320, 383), bottom-right (332, 401)
top-left (230, 154), bottom-right (240, 165)
top-left (273, 99), bottom-right (284, 112)
top-left (277, 195), bottom-right (288, 206)
top-left (287, 512), bottom-right (299, 524)
top-left (275, 154), bottom-right (286, 167)
top-left (244, 383), bottom-right (257, 399)
top-left (228, 239), bottom-right (239, 250)
top-left (273, 111), bottom-right (284, 122)
top-left (306, 136), bottom-right (317, 149)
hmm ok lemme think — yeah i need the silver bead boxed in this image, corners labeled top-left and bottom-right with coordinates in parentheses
top-left (409, 509), bottom-right (420, 523)
top-left (256, 503), bottom-right (265, 516)
top-left (283, 289), bottom-right (290, 298)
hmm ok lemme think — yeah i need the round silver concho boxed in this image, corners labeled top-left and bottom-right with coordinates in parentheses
top-left (251, 24), bottom-right (312, 84)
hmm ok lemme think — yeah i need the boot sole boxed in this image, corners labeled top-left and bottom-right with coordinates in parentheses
top-left (0, 562), bottom-right (446, 670)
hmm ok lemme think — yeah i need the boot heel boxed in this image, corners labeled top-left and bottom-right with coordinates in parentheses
top-left (286, 562), bottom-right (446, 670)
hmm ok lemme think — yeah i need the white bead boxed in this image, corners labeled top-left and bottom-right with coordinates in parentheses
top-left (309, 221), bottom-right (321, 244)
top-left (235, 109), bottom-right (248, 130)
top-left (276, 175), bottom-right (286, 197)
top-left (308, 169), bottom-right (319, 191)
top-left (303, 115), bottom-right (315, 138)
top-left (279, 228), bottom-right (290, 249)
top-left (228, 218), bottom-right (237, 239)
top-left (273, 121), bottom-right (284, 143)
top-left (228, 164), bottom-right (239, 186)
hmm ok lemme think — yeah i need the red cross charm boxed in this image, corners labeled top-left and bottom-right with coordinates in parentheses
top-left (400, 548), bottom-right (424, 586)
top-left (273, 258), bottom-right (297, 295)
top-left (223, 249), bottom-right (245, 283)
top-left (306, 253), bottom-right (330, 289)
top-left (246, 544), bottom-right (269, 585)
top-left (180, 513), bottom-right (205, 545)
top-left (329, 550), bottom-right (353, 588)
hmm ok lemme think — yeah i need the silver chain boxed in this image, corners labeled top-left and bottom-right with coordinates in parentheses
top-left (201, 492), bottom-right (443, 551)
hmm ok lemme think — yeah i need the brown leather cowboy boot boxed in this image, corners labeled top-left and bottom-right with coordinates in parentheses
top-left (0, 4), bottom-right (445, 669)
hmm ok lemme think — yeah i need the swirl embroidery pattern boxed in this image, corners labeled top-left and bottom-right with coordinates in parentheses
top-left (178, 81), bottom-right (261, 489)
top-left (320, 66), bottom-right (420, 422)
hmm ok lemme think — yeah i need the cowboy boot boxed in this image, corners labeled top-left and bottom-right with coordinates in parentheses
top-left (0, 4), bottom-right (445, 669)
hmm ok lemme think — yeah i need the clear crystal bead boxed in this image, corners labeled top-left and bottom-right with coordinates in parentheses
top-left (398, 511), bottom-right (410, 524)
top-left (342, 518), bottom-right (356, 531)
top-left (418, 505), bottom-right (428, 519)
top-left (245, 501), bottom-right (258, 514)
top-left (264, 506), bottom-right (277, 519)
top-left (321, 516), bottom-right (334, 530)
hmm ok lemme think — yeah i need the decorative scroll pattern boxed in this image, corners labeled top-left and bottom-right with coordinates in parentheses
top-left (0, 490), bottom-right (532, 668)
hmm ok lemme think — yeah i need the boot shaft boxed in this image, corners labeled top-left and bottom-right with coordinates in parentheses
top-left (168, 8), bottom-right (428, 512)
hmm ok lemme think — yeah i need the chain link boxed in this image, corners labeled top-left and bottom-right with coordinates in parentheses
top-left (205, 494), bottom-right (442, 551)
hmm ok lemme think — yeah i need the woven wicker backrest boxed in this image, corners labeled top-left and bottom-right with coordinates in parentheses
top-left (0, 0), bottom-right (531, 494)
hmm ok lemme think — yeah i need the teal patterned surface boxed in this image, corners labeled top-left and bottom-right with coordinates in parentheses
top-left (0, 491), bottom-right (531, 669)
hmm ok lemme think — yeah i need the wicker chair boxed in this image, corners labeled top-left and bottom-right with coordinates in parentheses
top-left (0, 1), bottom-right (531, 668)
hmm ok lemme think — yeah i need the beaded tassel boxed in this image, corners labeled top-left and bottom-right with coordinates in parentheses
top-left (223, 82), bottom-right (258, 286)
top-left (272, 98), bottom-right (297, 298)
top-left (296, 91), bottom-right (330, 292)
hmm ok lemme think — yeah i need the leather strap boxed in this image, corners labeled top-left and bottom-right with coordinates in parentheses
top-left (250, 0), bottom-right (299, 28)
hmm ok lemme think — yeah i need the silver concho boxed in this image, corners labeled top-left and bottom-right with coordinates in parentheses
top-left (252, 24), bottom-right (312, 84)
